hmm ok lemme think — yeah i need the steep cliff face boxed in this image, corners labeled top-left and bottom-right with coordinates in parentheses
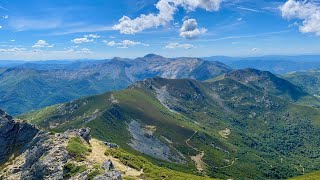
top-left (0, 109), bottom-right (39, 165)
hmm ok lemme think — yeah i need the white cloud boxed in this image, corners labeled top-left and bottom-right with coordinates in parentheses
top-left (1, 15), bottom-right (8, 20)
top-left (32, 40), bottom-right (54, 48)
top-left (179, 19), bottom-right (207, 39)
top-left (0, 47), bottom-right (26, 53)
top-left (104, 40), bottom-right (116, 47)
top-left (280, 0), bottom-right (320, 36)
top-left (79, 48), bottom-right (92, 54)
top-left (113, 0), bottom-right (221, 34)
top-left (237, 7), bottom-right (261, 13)
top-left (71, 37), bottom-right (93, 44)
top-left (84, 34), bottom-right (100, 39)
top-left (104, 40), bottom-right (149, 48)
top-left (0, 26), bottom-right (2, 29)
top-left (50, 26), bottom-right (113, 36)
top-left (71, 34), bottom-right (100, 44)
top-left (251, 48), bottom-right (261, 51)
top-left (165, 42), bottom-right (194, 49)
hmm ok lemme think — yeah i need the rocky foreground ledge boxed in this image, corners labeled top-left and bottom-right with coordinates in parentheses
top-left (0, 109), bottom-right (122, 180)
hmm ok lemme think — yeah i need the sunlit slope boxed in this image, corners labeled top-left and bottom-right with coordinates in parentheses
top-left (21, 76), bottom-right (320, 179)
top-left (290, 171), bottom-right (320, 180)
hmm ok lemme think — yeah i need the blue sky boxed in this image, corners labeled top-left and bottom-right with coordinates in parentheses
top-left (0, 0), bottom-right (320, 60)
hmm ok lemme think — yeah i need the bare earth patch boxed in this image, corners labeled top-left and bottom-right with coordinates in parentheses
top-left (191, 152), bottom-right (206, 172)
top-left (143, 125), bottom-right (156, 135)
top-left (219, 128), bottom-right (231, 138)
top-left (87, 139), bottom-right (142, 178)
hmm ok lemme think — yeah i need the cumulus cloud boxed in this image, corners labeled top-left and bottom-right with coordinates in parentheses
top-left (32, 40), bottom-right (54, 48)
top-left (71, 37), bottom-right (93, 44)
top-left (71, 34), bottom-right (100, 44)
top-left (180, 19), bottom-right (207, 39)
top-left (104, 40), bottom-right (149, 48)
top-left (113, 0), bottom-right (221, 34)
top-left (280, 0), bottom-right (320, 36)
top-left (165, 42), bottom-right (194, 49)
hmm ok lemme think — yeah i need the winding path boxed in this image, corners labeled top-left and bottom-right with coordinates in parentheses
top-left (185, 130), bottom-right (237, 170)
top-left (185, 131), bottom-right (199, 152)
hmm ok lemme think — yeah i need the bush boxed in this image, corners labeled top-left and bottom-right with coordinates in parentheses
top-left (87, 169), bottom-right (103, 180)
top-left (63, 162), bottom-right (87, 178)
top-left (67, 137), bottom-right (91, 161)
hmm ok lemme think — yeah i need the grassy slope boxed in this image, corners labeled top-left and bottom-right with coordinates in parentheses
top-left (20, 77), bottom-right (320, 179)
top-left (284, 71), bottom-right (320, 97)
top-left (0, 68), bottom-right (131, 115)
top-left (290, 171), bottom-right (320, 180)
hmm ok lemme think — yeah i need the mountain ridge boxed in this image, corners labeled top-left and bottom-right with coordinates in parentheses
top-left (0, 55), bottom-right (232, 115)
top-left (20, 73), bottom-right (320, 179)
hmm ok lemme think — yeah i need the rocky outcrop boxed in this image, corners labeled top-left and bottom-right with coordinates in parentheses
top-left (93, 160), bottom-right (121, 180)
top-left (19, 132), bottom-right (69, 179)
top-left (0, 124), bottom-right (122, 180)
top-left (0, 109), bottom-right (39, 165)
top-left (1, 127), bottom-right (71, 179)
top-left (93, 171), bottom-right (122, 180)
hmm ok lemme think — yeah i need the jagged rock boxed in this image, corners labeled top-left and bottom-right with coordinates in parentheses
top-left (77, 128), bottom-right (91, 142)
top-left (101, 160), bottom-right (114, 171)
top-left (93, 170), bottom-right (122, 180)
top-left (71, 170), bottom-right (90, 180)
top-left (0, 120), bottom-right (89, 179)
top-left (65, 128), bottom-right (91, 143)
top-left (103, 142), bottom-right (119, 148)
top-left (20, 132), bottom-right (69, 180)
top-left (0, 110), bottom-right (123, 180)
top-left (0, 109), bottom-right (39, 165)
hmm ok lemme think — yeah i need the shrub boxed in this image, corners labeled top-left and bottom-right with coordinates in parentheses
top-left (67, 137), bottom-right (91, 161)
top-left (63, 162), bottom-right (87, 178)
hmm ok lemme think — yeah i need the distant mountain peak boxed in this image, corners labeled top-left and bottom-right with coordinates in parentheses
top-left (224, 68), bottom-right (308, 101)
top-left (143, 53), bottom-right (164, 59)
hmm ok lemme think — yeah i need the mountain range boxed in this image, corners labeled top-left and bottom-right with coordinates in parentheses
top-left (17, 68), bottom-right (320, 179)
top-left (204, 55), bottom-right (320, 74)
top-left (1, 55), bottom-right (320, 179)
top-left (0, 54), bottom-right (231, 115)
